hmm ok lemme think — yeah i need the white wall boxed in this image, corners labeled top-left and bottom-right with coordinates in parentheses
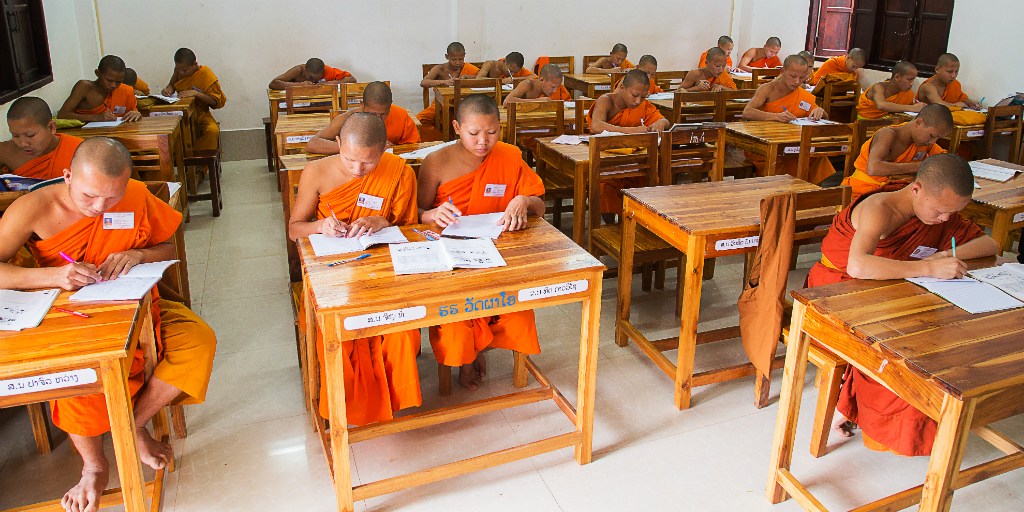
top-left (0, 0), bottom-right (97, 139)
top-left (730, 0), bottom-right (809, 60)
top-left (92, 0), bottom-right (732, 132)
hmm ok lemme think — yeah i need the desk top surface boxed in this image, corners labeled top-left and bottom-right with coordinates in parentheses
top-left (563, 74), bottom-right (612, 84)
top-left (138, 96), bottom-right (196, 112)
top-left (725, 120), bottom-right (851, 144)
top-left (972, 159), bottom-right (1024, 210)
top-left (278, 142), bottom-right (444, 171)
top-left (58, 116), bottom-right (181, 138)
top-left (274, 113), bottom-right (332, 135)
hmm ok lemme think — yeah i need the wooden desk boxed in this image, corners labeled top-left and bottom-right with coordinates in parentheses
top-left (0, 293), bottom-right (160, 512)
top-left (533, 136), bottom-right (599, 246)
top-left (138, 96), bottom-right (198, 158)
top-left (730, 73), bottom-right (754, 90)
top-left (274, 113), bottom-right (332, 192)
top-left (650, 98), bottom-right (748, 123)
top-left (767, 263), bottom-right (1024, 512)
top-left (961, 158), bottom-right (1024, 252)
top-left (562, 74), bottom-right (612, 98)
top-left (726, 121), bottom-right (851, 178)
top-left (430, 85), bottom-right (509, 140)
top-left (299, 218), bottom-right (604, 512)
top-left (616, 176), bottom-right (820, 409)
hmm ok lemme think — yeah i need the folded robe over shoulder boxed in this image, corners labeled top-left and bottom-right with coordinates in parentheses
top-left (13, 133), bottom-right (83, 180)
top-left (857, 84), bottom-right (915, 120)
top-left (743, 88), bottom-right (836, 184)
top-left (416, 63), bottom-right (481, 124)
top-left (810, 55), bottom-right (850, 86)
top-left (384, 104), bottom-right (420, 145)
top-left (840, 124), bottom-right (944, 201)
top-left (74, 83), bottom-right (137, 117)
top-left (747, 52), bottom-right (782, 69)
top-left (28, 180), bottom-right (216, 437)
top-left (174, 66), bottom-right (226, 151)
top-left (807, 184), bottom-right (985, 456)
top-left (428, 142), bottom-right (544, 367)
top-left (302, 152), bottom-right (423, 426)
top-left (586, 99), bottom-right (664, 213)
top-left (323, 65), bottom-right (351, 82)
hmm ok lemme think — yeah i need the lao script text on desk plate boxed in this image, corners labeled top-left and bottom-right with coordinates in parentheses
top-left (149, 111), bottom-right (183, 117)
top-left (1014, 212), bottom-right (1024, 223)
top-left (783, 145), bottom-right (848, 154)
top-left (1, 369), bottom-right (98, 396)
top-left (519, 280), bottom-right (589, 302)
top-left (715, 236), bottom-right (759, 251)
top-left (344, 306), bottom-right (427, 331)
top-left (286, 135), bottom-right (315, 144)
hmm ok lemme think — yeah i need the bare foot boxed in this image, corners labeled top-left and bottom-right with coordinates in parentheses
top-left (833, 418), bottom-right (857, 438)
top-left (137, 427), bottom-right (173, 470)
top-left (62, 463), bottom-right (109, 512)
top-left (473, 352), bottom-right (487, 380)
top-left (458, 363), bottom-right (480, 390)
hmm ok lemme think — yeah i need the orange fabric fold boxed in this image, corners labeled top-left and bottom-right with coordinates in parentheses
top-left (74, 84), bottom-right (137, 116)
top-left (748, 54), bottom-right (782, 69)
top-left (384, 104), bottom-right (421, 145)
top-left (857, 85), bottom-right (915, 120)
top-left (841, 125), bottom-right (945, 201)
top-left (529, 76), bottom-right (572, 100)
top-left (810, 55), bottom-right (848, 85)
top-left (174, 66), bottom-right (225, 151)
top-left (499, 58), bottom-right (533, 78)
top-left (709, 70), bottom-right (737, 90)
top-left (13, 133), bottom-right (82, 180)
top-left (916, 76), bottom-right (968, 104)
top-left (743, 89), bottom-right (836, 184)
top-left (323, 65), bottom-right (352, 82)
top-left (586, 100), bottom-right (663, 212)
top-left (699, 50), bottom-right (733, 68)
top-left (416, 63), bottom-right (481, 123)
top-left (134, 77), bottom-right (151, 96)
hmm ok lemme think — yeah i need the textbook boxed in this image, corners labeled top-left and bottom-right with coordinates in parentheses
top-left (0, 289), bottom-right (59, 331)
top-left (307, 226), bottom-right (409, 257)
top-left (969, 161), bottom-right (1018, 182)
top-left (1, 174), bottom-right (44, 191)
top-left (390, 238), bottom-right (506, 275)
top-left (69, 260), bottom-right (178, 302)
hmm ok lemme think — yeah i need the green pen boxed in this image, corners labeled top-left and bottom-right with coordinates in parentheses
top-left (951, 236), bottom-right (957, 259)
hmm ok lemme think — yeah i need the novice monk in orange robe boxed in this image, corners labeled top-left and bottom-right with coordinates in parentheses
top-left (809, 48), bottom-right (866, 86)
top-left (737, 37), bottom-right (782, 72)
top-left (842, 104), bottom-right (952, 201)
top-left (699, 36), bottom-right (734, 70)
top-left (418, 94), bottom-right (546, 390)
top-left (57, 55), bottom-right (142, 123)
top-left (857, 60), bottom-right (924, 120)
top-left (417, 42), bottom-right (482, 127)
top-left (268, 58), bottom-right (357, 90)
top-left (476, 52), bottom-right (534, 84)
top-left (916, 53), bottom-right (978, 109)
top-left (0, 137), bottom-right (217, 512)
top-left (742, 55), bottom-right (836, 184)
top-left (614, 55), bottom-right (663, 94)
top-left (289, 113), bottom-right (421, 424)
top-left (679, 47), bottom-right (736, 92)
top-left (306, 82), bottom-right (419, 153)
top-left (585, 43), bottom-right (634, 73)
top-left (0, 97), bottom-right (83, 180)
top-left (808, 153), bottom-right (999, 456)
top-left (588, 69), bottom-right (670, 219)
top-left (162, 48), bottom-right (227, 151)
top-left (503, 64), bottom-right (572, 105)
top-left (125, 68), bottom-right (149, 96)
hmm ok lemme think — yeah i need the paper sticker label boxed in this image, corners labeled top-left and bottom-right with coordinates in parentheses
top-left (279, 101), bottom-right (313, 108)
top-left (594, 85), bottom-right (611, 91)
top-left (910, 246), bottom-right (938, 259)
top-left (112, 106), bottom-right (127, 115)
top-left (1014, 212), bottom-right (1024, 224)
top-left (356, 193), bottom-right (384, 211)
top-left (783, 146), bottom-right (799, 154)
top-left (913, 150), bottom-right (928, 161)
top-left (518, 280), bottom-right (589, 302)
top-left (1, 369), bottom-right (97, 396)
top-left (285, 135), bottom-right (314, 144)
top-left (798, 100), bottom-right (812, 111)
top-left (344, 306), bottom-right (426, 330)
top-left (102, 212), bottom-right (134, 230)
top-left (784, 145), bottom-right (848, 155)
top-left (966, 129), bottom-right (985, 138)
top-left (149, 110), bottom-right (182, 117)
top-left (483, 184), bottom-right (507, 197)
top-left (715, 236), bottom-right (759, 251)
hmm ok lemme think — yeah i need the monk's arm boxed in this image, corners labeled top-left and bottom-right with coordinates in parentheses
top-left (0, 198), bottom-right (100, 289)
top-left (736, 49), bottom-right (756, 72)
top-left (585, 58), bottom-right (611, 74)
top-left (288, 168), bottom-right (334, 240)
top-left (305, 113), bottom-right (347, 154)
top-left (416, 156), bottom-right (460, 226)
top-left (525, 195), bottom-right (545, 215)
top-left (863, 130), bottom-right (922, 176)
top-left (918, 84), bottom-right (956, 107)
top-left (742, 87), bottom-right (792, 122)
top-left (590, 98), bottom-right (643, 134)
top-left (679, 71), bottom-right (708, 92)
top-left (847, 204), bottom-right (958, 279)
top-left (269, 66), bottom-right (305, 90)
top-left (502, 81), bottom-right (533, 105)
top-left (56, 82), bottom-right (106, 121)
top-left (0, 142), bottom-right (19, 170)
top-left (178, 88), bottom-right (218, 107)
top-left (163, 68), bottom-right (180, 96)
top-left (420, 66), bottom-right (453, 88)
top-left (475, 61), bottom-right (497, 79)
top-left (648, 118), bottom-right (671, 132)
top-left (926, 235), bottom-right (1000, 262)
top-left (326, 75), bottom-right (357, 85)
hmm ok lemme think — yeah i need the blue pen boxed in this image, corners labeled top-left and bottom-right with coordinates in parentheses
top-left (412, 228), bottom-right (437, 241)
top-left (977, 97), bottom-right (985, 107)
top-left (448, 195), bottom-right (459, 217)
top-left (328, 253), bottom-right (370, 267)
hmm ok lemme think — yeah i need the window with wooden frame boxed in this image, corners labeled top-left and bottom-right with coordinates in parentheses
top-left (1, 0), bottom-right (53, 105)
top-left (806, 0), bottom-right (954, 74)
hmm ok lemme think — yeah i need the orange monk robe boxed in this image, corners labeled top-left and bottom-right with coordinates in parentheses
top-left (73, 83), bottom-right (138, 117)
top-left (810, 55), bottom-right (853, 86)
top-left (808, 184), bottom-right (985, 456)
top-left (915, 76), bottom-right (969, 104)
top-left (528, 76), bottom-right (572, 101)
top-left (12, 133), bottom-right (83, 180)
top-left (841, 124), bottom-right (944, 201)
top-left (498, 58), bottom-right (534, 78)
top-left (304, 153), bottom-right (422, 425)
top-left (586, 100), bottom-right (664, 213)
top-left (172, 66), bottom-right (226, 151)
top-left (429, 142), bottom-right (544, 367)
top-left (416, 63), bottom-right (481, 124)
top-left (27, 180), bottom-right (216, 437)
top-left (857, 85), bottom-right (916, 120)
top-left (743, 88), bottom-right (836, 184)
top-left (323, 65), bottom-right (352, 82)
top-left (134, 77), bottom-right (151, 96)
top-left (708, 70), bottom-right (737, 90)
top-left (699, 50), bottom-right (733, 69)
top-left (384, 104), bottom-right (420, 145)
top-left (748, 53), bottom-right (782, 69)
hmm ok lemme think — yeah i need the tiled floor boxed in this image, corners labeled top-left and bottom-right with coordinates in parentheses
top-left (2, 160), bottom-right (1023, 511)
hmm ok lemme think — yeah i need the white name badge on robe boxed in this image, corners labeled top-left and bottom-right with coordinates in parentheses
top-left (356, 193), bottom-right (384, 211)
top-left (910, 246), bottom-right (938, 259)
top-left (112, 105), bottom-right (127, 115)
top-left (913, 150), bottom-right (928, 161)
top-left (102, 212), bottom-right (134, 230)
top-left (798, 100), bottom-right (812, 111)
top-left (483, 184), bottom-right (507, 197)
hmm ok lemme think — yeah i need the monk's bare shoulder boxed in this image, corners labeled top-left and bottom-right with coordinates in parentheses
top-left (0, 140), bottom-right (21, 166)
top-left (5, 185), bottom-right (61, 229)
top-left (421, 144), bottom-right (457, 176)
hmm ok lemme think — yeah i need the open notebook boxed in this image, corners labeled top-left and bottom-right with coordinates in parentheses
top-left (0, 289), bottom-right (59, 331)
top-left (390, 238), bottom-right (506, 275)
top-left (307, 226), bottom-right (409, 257)
top-left (70, 260), bottom-right (178, 302)
top-left (907, 263), bottom-right (1024, 314)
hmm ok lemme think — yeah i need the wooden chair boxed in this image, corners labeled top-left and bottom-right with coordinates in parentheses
top-left (850, 117), bottom-right (903, 177)
top-left (671, 91), bottom-right (720, 124)
top-left (582, 55), bottom-right (605, 72)
top-left (338, 80), bottom-right (392, 111)
top-left (263, 116), bottom-right (275, 174)
top-left (284, 84), bottom-right (340, 115)
top-left (795, 123), bottom-right (856, 183)
top-left (610, 70), bottom-right (626, 92)
top-left (720, 88), bottom-right (756, 122)
top-left (451, 78), bottom-right (502, 139)
top-left (534, 56), bottom-right (574, 75)
top-left (660, 123), bottom-right (726, 185)
top-left (573, 97), bottom-right (597, 135)
top-left (507, 100), bottom-right (568, 226)
top-left (654, 71), bottom-right (689, 92)
top-left (820, 81), bottom-right (861, 123)
top-left (421, 62), bottom-right (485, 108)
top-left (752, 68), bottom-right (782, 87)
top-left (183, 137), bottom-right (224, 217)
top-left (983, 104), bottom-right (1024, 163)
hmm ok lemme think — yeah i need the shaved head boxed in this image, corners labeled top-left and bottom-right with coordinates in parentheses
top-left (797, 51), bottom-right (813, 66)
top-left (505, 52), bottom-right (524, 69)
top-left (848, 48), bottom-right (866, 64)
top-left (612, 43), bottom-right (628, 54)
top-left (916, 153), bottom-right (974, 198)
top-left (766, 37), bottom-right (781, 48)
top-left (718, 35), bottom-right (733, 47)
top-left (305, 58), bottom-right (325, 75)
top-left (124, 67), bottom-right (139, 87)
top-left (638, 54), bottom-right (657, 67)
top-left (540, 63), bottom-right (563, 80)
top-left (447, 41), bottom-right (465, 54)
top-left (918, 103), bottom-right (954, 130)
top-left (174, 48), bottom-right (196, 65)
top-left (892, 60), bottom-right (917, 78)
top-left (362, 81), bottom-right (393, 108)
top-left (937, 53), bottom-right (959, 68)
top-left (98, 55), bottom-right (126, 74)
top-left (783, 54), bottom-right (809, 71)
top-left (7, 96), bottom-right (52, 127)
top-left (622, 68), bottom-right (650, 89)
top-left (340, 112), bottom-right (387, 152)
top-left (706, 47), bottom-right (726, 62)
top-left (456, 94), bottom-right (500, 123)
top-left (71, 137), bottom-right (133, 178)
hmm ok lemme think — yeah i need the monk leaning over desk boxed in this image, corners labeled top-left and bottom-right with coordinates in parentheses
top-left (503, 63), bottom-right (572, 105)
top-left (741, 54), bottom-right (836, 184)
top-left (306, 81), bottom-right (419, 153)
top-left (0, 137), bottom-right (216, 512)
top-left (585, 43), bottom-right (633, 73)
top-left (698, 35), bottom-right (734, 71)
top-left (476, 51), bottom-right (534, 84)
top-left (857, 60), bottom-right (924, 120)
top-left (57, 55), bottom-right (142, 123)
top-left (808, 48), bottom-right (866, 86)
top-left (737, 37), bottom-right (782, 72)
top-left (418, 94), bottom-right (545, 391)
top-left (807, 153), bottom-right (999, 456)
top-left (679, 47), bottom-right (736, 92)
top-left (916, 53), bottom-right (979, 109)
top-left (268, 57), bottom-right (357, 90)
top-left (0, 97), bottom-right (83, 180)
top-left (124, 67), bottom-right (149, 96)
top-left (288, 113), bottom-right (422, 424)
top-left (417, 41), bottom-right (481, 128)
top-left (614, 55), bottom-right (663, 95)
top-left (162, 48), bottom-right (226, 151)
top-left (842, 104), bottom-right (952, 202)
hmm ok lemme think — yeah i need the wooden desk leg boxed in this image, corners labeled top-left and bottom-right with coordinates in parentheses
top-left (324, 326), bottom-right (355, 512)
top-left (991, 211), bottom-right (1012, 253)
top-left (674, 235), bottom-right (705, 410)
top-left (919, 395), bottom-right (976, 512)
top-left (764, 144), bottom-right (779, 177)
top-left (949, 130), bottom-right (962, 158)
top-left (616, 209), bottom-right (637, 347)
top-left (766, 300), bottom-right (811, 504)
top-left (573, 163), bottom-right (587, 247)
top-left (100, 357), bottom-right (147, 512)
top-left (575, 275), bottom-right (602, 464)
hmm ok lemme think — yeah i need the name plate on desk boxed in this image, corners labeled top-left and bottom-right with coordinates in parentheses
top-left (149, 111), bottom-right (182, 117)
top-left (715, 236), bottom-right (759, 251)
top-left (1014, 212), bottom-right (1024, 223)
top-left (344, 306), bottom-right (426, 331)
top-left (594, 85), bottom-right (611, 91)
top-left (1, 369), bottom-right (97, 396)
top-left (518, 280), bottom-right (589, 302)
top-left (286, 135), bottom-right (314, 144)
top-left (967, 129), bottom-right (985, 137)
top-left (783, 145), bottom-right (848, 154)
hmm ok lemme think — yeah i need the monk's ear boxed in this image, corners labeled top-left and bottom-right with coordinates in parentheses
top-left (62, 168), bottom-right (72, 185)
top-left (47, 120), bottom-right (57, 135)
top-left (452, 119), bottom-right (461, 133)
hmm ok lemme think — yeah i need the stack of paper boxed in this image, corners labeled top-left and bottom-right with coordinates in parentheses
top-left (647, 92), bottom-right (674, 101)
top-left (83, 118), bottom-right (124, 129)
top-left (442, 213), bottom-right (505, 239)
top-left (146, 93), bottom-right (179, 103)
top-left (390, 238), bottom-right (506, 275)
top-left (789, 118), bottom-right (838, 126)
top-left (308, 226), bottom-right (409, 257)
top-left (906, 276), bottom-right (1023, 314)
top-left (0, 289), bottom-right (59, 331)
top-left (70, 260), bottom-right (178, 302)
top-left (969, 161), bottom-right (1018, 182)
top-left (732, 71), bottom-right (753, 78)
top-left (397, 140), bottom-right (457, 160)
top-left (550, 134), bottom-right (589, 145)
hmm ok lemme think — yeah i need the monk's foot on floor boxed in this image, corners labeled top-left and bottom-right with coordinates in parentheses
top-left (62, 464), bottom-right (109, 512)
top-left (833, 419), bottom-right (857, 438)
top-left (458, 361), bottom-right (483, 390)
top-left (137, 427), bottom-right (173, 470)
top-left (474, 352), bottom-right (487, 380)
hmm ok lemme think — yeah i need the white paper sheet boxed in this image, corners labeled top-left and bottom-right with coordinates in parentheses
top-left (390, 241), bottom-right (452, 275)
top-left (907, 276), bottom-right (1023, 314)
top-left (441, 213), bottom-right (505, 239)
top-left (167, 182), bottom-right (182, 198)
top-left (69, 260), bottom-right (178, 302)
top-left (563, 101), bottom-right (576, 109)
top-left (148, 93), bottom-right (179, 103)
top-left (731, 71), bottom-right (753, 78)
top-left (397, 140), bottom-right (457, 160)
top-left (308, 226), bottom-right (409, 257)
top-left (0, 289), bottom-right (59, 331)
top-left (968, 264), bottom-right (1024, 301)
top-left (441, 238), bottom-right (507, 268)
top-left (647, 92), bottom-right (674, 101)
top-left (788, 118), bottom-right (838, 126)
top-left (550, 134), bottom-right (589, 145)
top-left (969, 161), bottom-right (1018, 182)
top-left (83, 118), bottom-right (124, 129)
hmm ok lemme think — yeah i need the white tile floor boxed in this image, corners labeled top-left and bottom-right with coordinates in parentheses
top-left (2, 160), bottom-right (1023, 511)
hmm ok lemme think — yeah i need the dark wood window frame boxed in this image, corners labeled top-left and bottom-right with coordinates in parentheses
top-left (1, 0), bottom-right (54, 105)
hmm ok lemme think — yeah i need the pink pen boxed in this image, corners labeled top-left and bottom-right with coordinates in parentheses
top-left (59, 251), bottom-right (102, 281)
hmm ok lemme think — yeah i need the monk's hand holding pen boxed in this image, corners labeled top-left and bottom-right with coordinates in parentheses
top-left (428, 202), bottom-right (461, 228)
top-left (98, 250), bottom-right (144, 281)
top-left (319, 216), bottom-right (349, 238)
top-left (777, 110), bottom-right (797, 122)
top-left (925, 254), bottom-right (967, 280)
top-left (100, 110), bottom-right (117, 122)
top-left (53, 261), bottom-right (101, 290)
top-left (500, 195), bottom-right (530, 232)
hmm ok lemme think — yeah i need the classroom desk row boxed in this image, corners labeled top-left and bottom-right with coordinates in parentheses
top-left (560, 71), bottom-right (757, 98)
